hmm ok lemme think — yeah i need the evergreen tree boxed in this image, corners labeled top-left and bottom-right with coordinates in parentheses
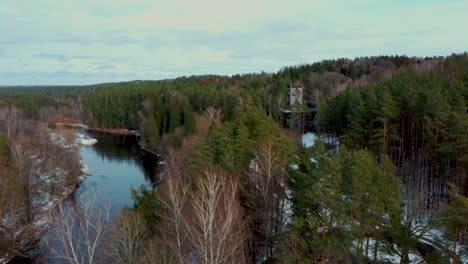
top-left (444, 183), bottom-right (468, 264)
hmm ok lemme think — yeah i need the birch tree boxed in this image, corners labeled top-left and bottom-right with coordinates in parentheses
top-left (188, 169), bottom-right (246, 264)
top-left (0, 106), bottom-right (19, 137)
top-left (247, 142), bottom-right (288, 260)
top-left (9, 139), bottom-right (34, 222)
top-left (158, 151), bottom-right (191, 263)
top-left (108, 212), bottom-right (148, 264)
top-left (46, 195), bottom-right (110, 264)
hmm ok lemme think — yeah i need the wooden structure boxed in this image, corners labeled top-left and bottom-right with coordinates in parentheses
top-left (281, 82), bottom-right (313, 145)
top-left (288, 82), bottom-right (304, 109)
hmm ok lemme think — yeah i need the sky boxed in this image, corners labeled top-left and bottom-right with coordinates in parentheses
top-left (0, 0), bottom-right (467, 85)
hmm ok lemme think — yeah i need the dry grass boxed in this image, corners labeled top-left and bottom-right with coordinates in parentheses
top-left (53, 124), bottom-right (78, 145)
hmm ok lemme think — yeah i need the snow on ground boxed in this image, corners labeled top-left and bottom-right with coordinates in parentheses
top-left (459, 247), bottom-right (468, 264)
top-left (289, 164), bottom-right (299, 170)
top-left (52, 130), bottom-right (98, 146)
top-left (1, 128), bottom-right (93, 262)
top-left (302, 132), bottom-right (318, 148)
top-left (76, 134), bottom-right (98, 145)
top-left (419, 227), bottom-right (468, 263)
top-left (80, 160), bottom-right (90, 175)
top-left (50, 131), bottom-right (75, 149)
top-left (282, 188), bottom-right (294, 228)
top-left (351, 238), bottom-right (425, 263)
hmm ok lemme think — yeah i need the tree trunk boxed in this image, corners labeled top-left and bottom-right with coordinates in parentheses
top-left (0, 188), bottom-right (6, 220)
top-left (452, 229), bottom-right (458, 264)
top-left (321, 226), bottom-right (327, 264)
top-left (365, 219), bottom-right (373, 261)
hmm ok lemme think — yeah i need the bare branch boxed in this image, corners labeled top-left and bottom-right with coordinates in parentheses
top-left (187, 169), bottom-right (246, 264)
top-left (108, 212), bottom-right (147, 264)
top-left (45, 194), bottom-right (110, 264)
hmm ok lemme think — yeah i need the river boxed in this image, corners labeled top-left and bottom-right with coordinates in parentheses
top-left (76, 130), bottom-right (158, 218)
top-left (10, 130), bottom-right (159, 263)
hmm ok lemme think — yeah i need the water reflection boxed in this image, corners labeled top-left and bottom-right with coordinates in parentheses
top-left (84, 130), bottom-right (157, 182)
top-left (10, 131), bottom-right (158, 264)
top-left (76, 130), bottom-right (158, 218)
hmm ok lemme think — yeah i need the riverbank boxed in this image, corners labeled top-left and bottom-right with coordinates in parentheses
top-left (87, 126), bottom-right (160, 156)
top-left (86, 127), bottom-right (139, 136)
top-left (0, 130), bottom-right (93, 264)
top-left (0, 167), bottom-right (90, 264)
top-left (5, 129), bottom-right (160, 263)
top-left (138, 142), bottom-right (161, 157)
top-left (77, 124), bottom-right (139, 136)
top-left (54, 123), bottom-right (166, 156)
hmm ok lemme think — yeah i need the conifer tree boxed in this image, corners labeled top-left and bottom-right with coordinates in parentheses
top-left (444, 183), bottom-right (468, 264)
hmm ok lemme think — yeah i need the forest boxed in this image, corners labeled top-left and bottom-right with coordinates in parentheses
top-left (0, 54), bottom-right (467, 263)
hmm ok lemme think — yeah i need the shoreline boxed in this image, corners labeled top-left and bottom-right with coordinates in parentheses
top-left (85, 127), bottom-right (139, 136)
top-left (0, 129), bottom-right (92, 264)
top-left (54, 123), bottom-right (164, 156)
top-left (79, 124), bottom-right (162, 156)
top-left (1, 165), bottom-right (90, 264)
top-left (51, 123), bottom-right (140, 136)
top-left (138, 142), bottom-right (161, 157)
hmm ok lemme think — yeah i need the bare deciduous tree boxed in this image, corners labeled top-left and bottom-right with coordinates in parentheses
top-left (9, 139), bottom-right (34, 221)
top-left (204, 107), bottom-right (223, 125)
top-left (108, 212), bottom-right (148, 264)
top-left (38, 106), bottom-right (57, 124)
top-left (187, 169), bottom-right (246, 264)
top-left (0, 106), bottom-right (19, 137)
top-left (0, 185), bottom-right (30, 258)
top-left (158, 151), bottom-right (191, 263)
top-left (141, 237), bottom-right (175, 264)
top-left (247, 142), bottom-right (289, 260)
top-left (248, 143), bottom-right (285, 200)
top-left (142, 99), bottom-right (153, 114)
top-left (46, 195), bottom-right (110, 264)
top-left (0, 156), bottom-right (11, 221)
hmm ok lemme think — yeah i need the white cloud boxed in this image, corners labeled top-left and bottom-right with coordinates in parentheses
top-left (0, 0), bottom-right (466, 85)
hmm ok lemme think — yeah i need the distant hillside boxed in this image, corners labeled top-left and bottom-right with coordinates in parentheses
top-left (0, 53), bottom-right (466, 119)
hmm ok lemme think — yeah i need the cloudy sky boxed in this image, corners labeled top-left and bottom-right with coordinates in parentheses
top-left (0, 0), bottom-right (467, 85)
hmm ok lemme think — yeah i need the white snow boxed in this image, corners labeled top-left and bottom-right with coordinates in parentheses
top-left (282, 188), bottom-right (294, 228)
top-left (50, 132), bottom-right (66, 145)
top-left (76, 134), bottom-right (98, 145)
top-left (289, 164), bottom-right (299, 170)
top-left (302, 132), bottom-right (318, 148)
top-left (352, 238), bottom-right (425, 263)
top-left (0, 128), bottom-right (95, 263)
top-left (50, 131), bottom-right (77, 149)
top-left (80, 160), bottom-right (90, 175)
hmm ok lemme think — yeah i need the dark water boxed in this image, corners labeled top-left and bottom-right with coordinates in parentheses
top-left (77, 130), bottom-right (158, 218)
top-left (10, 131), bottom-right (159, 263)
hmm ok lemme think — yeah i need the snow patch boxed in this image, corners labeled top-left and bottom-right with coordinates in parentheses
top-left (80, 160), bottom-right (90, 175)
top-left (289, 164), bottom-right (299, 170)
top-left (302, 132), bottom-right (318, 148)
top-left (76, 134), bottom-right (97, 145)
top-left (351, 238), bottom-right (425, 263)
top-left (0, 128), bottom-right (94, 262)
